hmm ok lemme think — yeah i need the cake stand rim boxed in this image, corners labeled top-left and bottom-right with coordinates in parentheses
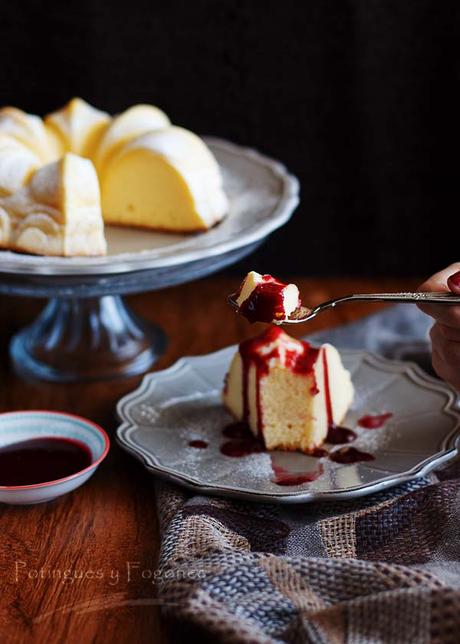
top-left (0, 240), bottom-right (264, 297)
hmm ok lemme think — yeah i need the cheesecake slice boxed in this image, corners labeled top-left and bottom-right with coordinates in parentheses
top-left (100, 126), bottom-right (228, 231)
top-left (223, 326), bottom-right (354, 452)
top-left (0, 152), bottom-right (106, 256)
top-left (234, 271), bottom-right (301, 323)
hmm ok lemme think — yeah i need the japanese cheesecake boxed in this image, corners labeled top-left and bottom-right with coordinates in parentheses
top-left (234, 271), bottom-right (301, 323)
top-left (0, 98), bottom-right (228, 256)
top-left (223, 326), bottom-right (354, 452)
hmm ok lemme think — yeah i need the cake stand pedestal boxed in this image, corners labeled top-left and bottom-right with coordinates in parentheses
top-left (1, 242), bottom-right (261, 382)
top-left (10, 295), bottom-right (166, 382)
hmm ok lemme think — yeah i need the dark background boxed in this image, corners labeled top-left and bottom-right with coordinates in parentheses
top-left (1, 0), bottom-right (459, 278)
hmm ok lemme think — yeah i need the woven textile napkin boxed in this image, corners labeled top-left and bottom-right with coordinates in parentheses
top-left (156, 305), bottom-right (460, 643)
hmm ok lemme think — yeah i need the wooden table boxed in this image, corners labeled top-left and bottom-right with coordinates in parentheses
top-left (0, 276), bottom-right (421, 643)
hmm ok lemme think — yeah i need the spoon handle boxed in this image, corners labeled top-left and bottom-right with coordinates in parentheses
top-left (346, 292), bottom-right (460, 304)
top-left (307, 292), bottom-right (460, 320)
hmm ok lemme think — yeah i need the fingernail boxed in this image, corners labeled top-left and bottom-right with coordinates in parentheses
top-left (447, 271), bottom-right (460, 290)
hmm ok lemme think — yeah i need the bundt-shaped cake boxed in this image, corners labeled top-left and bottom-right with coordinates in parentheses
top-left (0, 98), bottom-right (228, 256)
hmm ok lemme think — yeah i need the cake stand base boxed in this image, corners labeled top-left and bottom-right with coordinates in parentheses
top-left (10, 295), bottom-right (167, 383)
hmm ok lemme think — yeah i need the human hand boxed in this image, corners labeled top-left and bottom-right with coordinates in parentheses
top-left (418, 262), bottom-right (460, 391)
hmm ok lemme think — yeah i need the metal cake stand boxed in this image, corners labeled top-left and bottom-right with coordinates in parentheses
top-left (0, 139), bottom-right (299, 382)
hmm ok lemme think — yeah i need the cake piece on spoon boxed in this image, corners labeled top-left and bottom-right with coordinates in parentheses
top-left (223, 326), bottom-right (354, 453)
top-left (233, 271), bottom-right (301, 323)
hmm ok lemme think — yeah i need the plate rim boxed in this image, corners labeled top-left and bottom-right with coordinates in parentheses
top-left (0, 137), bottom-right (299, 277)
top-left (116, 347), bottom-right (460, 503)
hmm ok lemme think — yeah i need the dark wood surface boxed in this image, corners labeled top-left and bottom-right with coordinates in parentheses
top-left (0, 276), bottom-right (421, 643)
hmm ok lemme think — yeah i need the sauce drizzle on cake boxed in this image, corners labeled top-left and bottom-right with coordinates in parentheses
top-left (238, 326), bottom-right (320, 436)
top-left (237, 274), bottom-right (299, 323)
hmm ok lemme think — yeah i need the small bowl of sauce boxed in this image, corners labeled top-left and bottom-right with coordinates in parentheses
top-left (0, 410), bottom-right (110, 505)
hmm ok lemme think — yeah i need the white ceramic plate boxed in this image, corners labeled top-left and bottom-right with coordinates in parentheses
top-left (116, 346), bottom-right (460, 503)
top-left (0, 138), bottom-right (299, 277)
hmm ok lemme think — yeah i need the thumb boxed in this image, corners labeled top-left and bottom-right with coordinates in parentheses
top-left (447, 271), bottom-right (460, 294)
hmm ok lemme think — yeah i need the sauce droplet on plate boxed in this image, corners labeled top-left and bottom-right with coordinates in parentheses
top-left (189, 440), bottom-right (208, 449)
top-left (222, 422), bottom-right (252, 439)
top-left (326, 424), bottom-right (357, 444)
top-left (271, 462), bottom-right (324, 486)
top-left (329, 446), bottom-right (375, 464)
top-left (221, 423), bottom-right (327, 460)
top-left (307, 446), bottom-right (329, 458)
top-left (0, 437), bottom-right (92, 486)
top-left (221, 422), bottom-right (264, 457)
top-left (358, 413), bottom-right (393, 429)
top-left (220, 438), bottom-right (265, 457)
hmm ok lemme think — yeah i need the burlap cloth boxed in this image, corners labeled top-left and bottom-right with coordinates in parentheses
top-left (155, 306), bottom-right (460, 643)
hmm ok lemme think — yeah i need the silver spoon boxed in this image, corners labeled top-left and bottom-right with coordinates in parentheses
top-left (228, 292), bottom-right (460, 325)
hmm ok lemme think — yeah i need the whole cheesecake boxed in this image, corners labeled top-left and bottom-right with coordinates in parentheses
top-left (0, 98), bottom-right (228, 256)
top-left (223, 326), bottom-right (354, 453)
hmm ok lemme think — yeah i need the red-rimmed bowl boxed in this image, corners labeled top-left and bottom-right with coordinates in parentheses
top-left (0, 411), bottom-right (110, 504)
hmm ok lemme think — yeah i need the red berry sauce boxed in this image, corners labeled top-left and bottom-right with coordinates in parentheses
top-left (271, 462), bottom-right (324, 486)
top-left (0, 437), bottom-right (92, 486)
top-left (237, 274), bottom-right (299, 324)
top-left (358, 413), bottom-right (393, 429)
top-left (329, 446), bottom-right (375, 464)
top-left (189, 440), bottom-right (208, 449)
